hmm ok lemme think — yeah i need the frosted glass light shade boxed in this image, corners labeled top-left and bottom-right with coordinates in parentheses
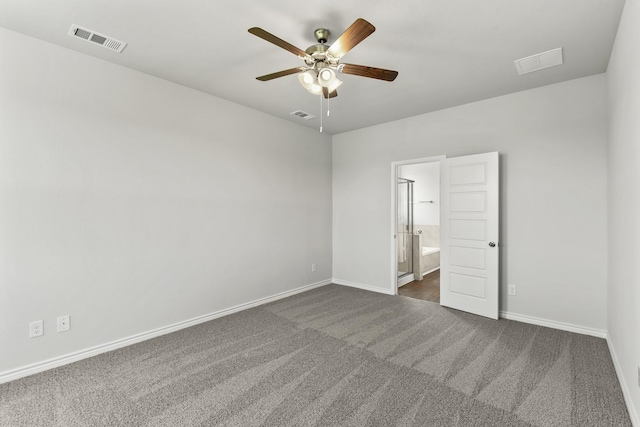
top-left (298, 70), bottom-right (322, 95)
top-left (317, 68), bottom-right (342, 93)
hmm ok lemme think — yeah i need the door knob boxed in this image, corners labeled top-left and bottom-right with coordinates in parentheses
top-left (488, 242), bottom-right (496, 247)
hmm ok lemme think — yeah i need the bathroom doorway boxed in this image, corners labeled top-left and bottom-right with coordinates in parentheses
top-left (394, 159), bottom-right (442, 303)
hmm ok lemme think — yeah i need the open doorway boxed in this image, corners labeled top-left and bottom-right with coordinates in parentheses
top-left (395, 161), bottom-right (441, 303)
top-left (392, 152), bottom-right (499, 318)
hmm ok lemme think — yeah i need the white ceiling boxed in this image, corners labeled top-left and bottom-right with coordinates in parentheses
top-left (0, 0), bottom-right (625, 135)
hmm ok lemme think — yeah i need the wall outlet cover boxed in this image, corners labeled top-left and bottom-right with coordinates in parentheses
top-left (57, 315), bottom-right (70, 332)
top-left (508, 284), bottom-right (517, 296)
top-left (29, 320), bottom-right (43, 338)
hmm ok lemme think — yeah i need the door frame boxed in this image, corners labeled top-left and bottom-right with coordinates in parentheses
top-left (391, 155), bottom-right (446, 295)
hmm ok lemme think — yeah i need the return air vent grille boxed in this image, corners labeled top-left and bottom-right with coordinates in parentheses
top-left (290, 110), bottom-right (316, 120)
top-left (68, 25), bottom-right (127, 53)
top-left (514, 48), bottom-right (563, 75)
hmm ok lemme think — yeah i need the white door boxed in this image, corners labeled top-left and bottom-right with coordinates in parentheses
top-left (440, 152), bottom-right (499, 319)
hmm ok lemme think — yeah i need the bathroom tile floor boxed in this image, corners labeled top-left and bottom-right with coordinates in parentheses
top-left (398, 269), bottom-right (440, 303)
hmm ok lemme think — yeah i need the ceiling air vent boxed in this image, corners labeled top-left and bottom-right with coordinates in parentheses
top-left (514, 48), bottom-right (563, 75)
top-left (290, 110), bottom-right (316, 120)
top-left (68, 25), bottom-right (127, 53)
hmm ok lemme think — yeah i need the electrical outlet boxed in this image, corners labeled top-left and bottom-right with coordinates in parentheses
top-left (57, 315), bottom-right (70, 332)
top-left (637, 366), bottom-right (639, 389)
top-left (508, 284), bottom-right (517, 296)
top-left (311, 263), bottom-right (317, 272)
top-left (29, 320), bottom-right (43, 338)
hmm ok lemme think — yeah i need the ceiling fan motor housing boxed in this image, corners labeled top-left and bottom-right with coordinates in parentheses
top-left (305, 43), bottom-right (328, 58)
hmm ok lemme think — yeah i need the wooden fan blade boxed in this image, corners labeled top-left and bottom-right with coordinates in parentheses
top-left (248, 27), bottom-right (311, 59)
top-left (256, 67), bottom-right (305, 81)
top-left (322, 87), bottom-right (338, 99)
top-left (327, 18), bottom-right (375, 59)
top-left (339, 63), bottom-right (398, 81)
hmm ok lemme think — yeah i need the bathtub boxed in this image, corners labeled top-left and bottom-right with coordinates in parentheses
top-left (420, 246), bottom-right (440, 274)
top-left (421, 247), bottom-right (440, 256)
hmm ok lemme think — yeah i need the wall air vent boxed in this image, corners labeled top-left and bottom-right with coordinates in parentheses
top-left (514, 48), bottom-right (563, 75)
top-left (68, 25), bottom-right (127, 53)
top-left (290, 110), bottom-right (316, 120)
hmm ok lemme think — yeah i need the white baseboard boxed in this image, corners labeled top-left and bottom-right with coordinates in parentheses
top-left (0, 279), bottom-right (331, 385)
top-left (606, 337), bottom-right (640, 427)
top-left (332, 278), bottom-right (396, 295)
top-left (499, 311), bottom-right (607, 338)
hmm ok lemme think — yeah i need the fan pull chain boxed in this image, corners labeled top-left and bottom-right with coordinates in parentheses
top-left (320, 93), bottom-right (323, 133)
top-left (327, 95), bottom-right (330, 117)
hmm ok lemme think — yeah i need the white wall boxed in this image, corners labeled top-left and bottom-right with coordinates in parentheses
top-left (607, 0), bottom-right (640, 422)
top-left (333, 74), bottom-right (608, 332)
top-left (399, 162), bottom-right (440, 225)
top-left (0, 28), bottom-right (332, 375)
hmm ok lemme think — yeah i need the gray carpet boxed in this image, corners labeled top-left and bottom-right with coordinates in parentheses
top-left (0, 285), bottom-right (632, 426)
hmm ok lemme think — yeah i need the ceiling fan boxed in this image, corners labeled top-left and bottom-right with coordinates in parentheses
top-left (248, 18), bottom-right (398, 99)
